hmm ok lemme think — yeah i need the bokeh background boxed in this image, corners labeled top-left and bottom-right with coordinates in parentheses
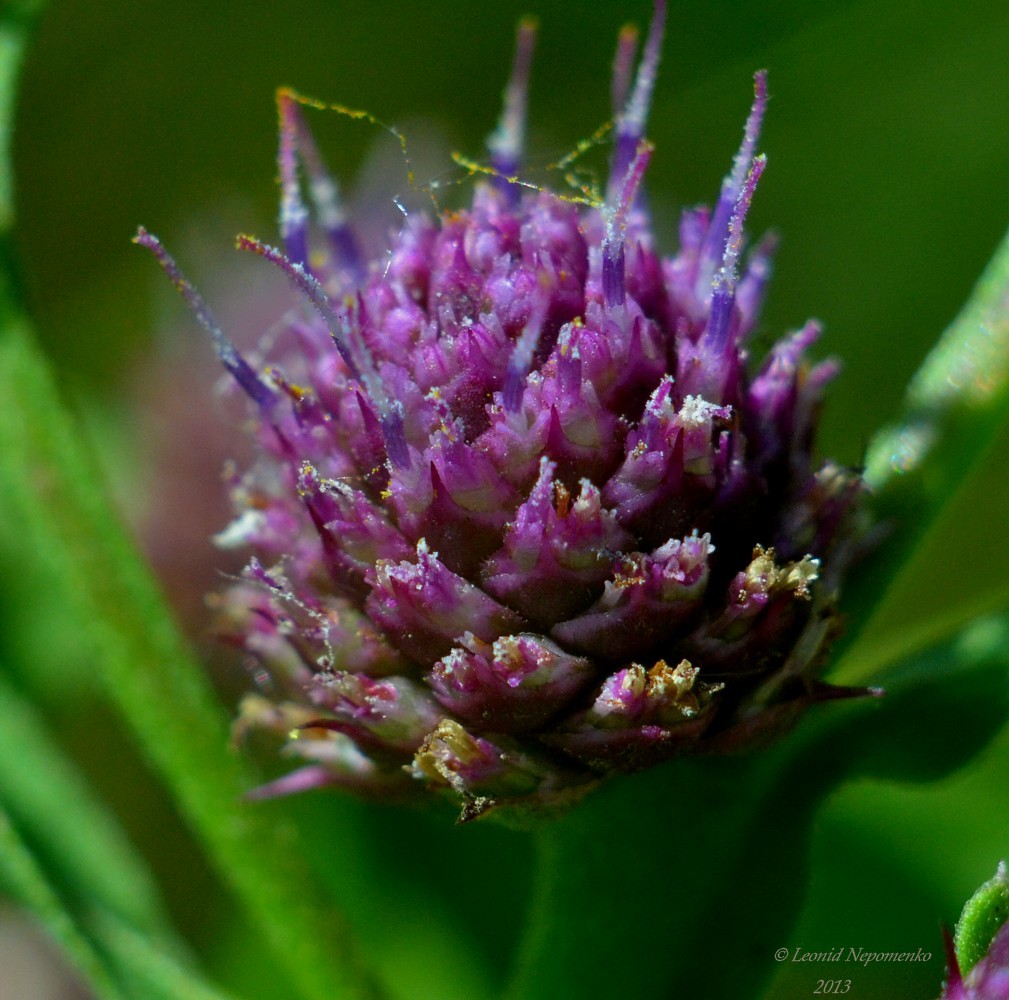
top-left (6, 0), bottom-right (1009, 996)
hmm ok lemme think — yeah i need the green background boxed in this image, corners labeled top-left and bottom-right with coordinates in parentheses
top-left (7, 0), bottom-right (1009, 996)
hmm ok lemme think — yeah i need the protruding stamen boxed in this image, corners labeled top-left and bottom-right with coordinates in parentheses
top-left (277, 88), bottom-right (364, 278)
top-left (236, 234), bottom-right (410, 468)
top-left (602, 140), bottom-right (654, 309)
top-left (133, 227), bottom-right (276, 411)
top-left (705, 153), bottom-right (767, 348)
top-left (503, 278), bottom-right (550, 412)
top-left (487, 17), bottom-right (538, 202)
top-left (722, 153), bottom-right (765, 277)
top-left (609, 0), bottom-right (666, 201)
top-left (276, 91), bottom-right (310, 268)
top-left (610, 24), bottom-right (640, 120)
top-left (700, 70), bottom-right (768, 280)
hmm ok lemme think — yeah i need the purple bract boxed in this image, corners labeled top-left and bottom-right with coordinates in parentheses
top-left (138, 1), bottom-right (870, 820)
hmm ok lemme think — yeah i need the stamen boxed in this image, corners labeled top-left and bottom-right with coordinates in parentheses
top-left (486, 17), bottom-right (538, 203)
top-left (277, 88), bottom-right (364, 278)
top-left (699, 70), bottom-right (768, 283)
top-left (276, 90), bottom-right (310, 268)
top-left (602, 140), bottom-right (654, 309)
top-left (236, 234), bottom-right (410, 468)
top-left (609, 0), bottom-right (666, 201)
top-left (610, 24), bottom-right (640, 120)
top-left (133, 227), bottom-right (276, 411)
top-left (704, 153), bottom-right (766, 349)
top-left (503, 277), bottom-right (550, 412)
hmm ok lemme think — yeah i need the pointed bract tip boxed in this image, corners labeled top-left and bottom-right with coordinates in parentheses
top-left (504, 280), bottom-right (551, 411)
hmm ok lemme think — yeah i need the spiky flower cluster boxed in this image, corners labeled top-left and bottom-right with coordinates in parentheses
top-left (139, 2), bottom-right (867, 819)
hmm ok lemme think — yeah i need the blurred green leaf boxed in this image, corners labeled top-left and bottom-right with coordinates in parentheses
top-left (504, 616), bottom-right (1009, 1000)
top-left (837, 224), bottom-right (1009, 680)
top-left (0, 806), bottom-right (125, 1000)
top-left (0, 671), bottom-right (252, 998)
top-left (0, 316), bottom-right (384, 1000)
top-left (0, 672), bottom-right (170, 939)
top-left (1, 9), bottom-right (379, 989)
top-left (91, 908), bottom-right (242, 1000)
top-left (1, 0), bottom-right (44, 227)
top-left (0, 802), bottom-right (242, 1000)
top-left (2, 18), bottom-right (383, 995)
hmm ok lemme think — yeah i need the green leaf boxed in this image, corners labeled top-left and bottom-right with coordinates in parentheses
top-left (0, 7), bottom-right (380, 992)
top-left (0, 802), bottom-right (241, 1000)
top-left (89, 908), bottom-right (243, 1000)
top-left (838, 224), bottom-right (1009, 675)
top-left (0, 0), bottom-right (45, 285)
top-left (503, 617), bottom-right (1009, 1000)
top-left (0, 806), bottom-right (126, 1000)
top-left (0, 671), bottom-right (170, 939)
top-left (0, 315), bottom-right (383, 1000)
top-left (0, 672), bottom-right (252, 1000)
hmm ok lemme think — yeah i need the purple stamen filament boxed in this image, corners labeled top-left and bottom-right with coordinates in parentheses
top-left (609, 0), bottom-right (666, 201)
top-left (236, 234), bottom-right (410, 468)
top-left (602, 140), bottom-right (654, 309)
top-left (706, 153), bottom-right (767, 349)
top-left (487, 17), bottom-right (538, 194)
top-left (133, 227), bottom-right (277, 412)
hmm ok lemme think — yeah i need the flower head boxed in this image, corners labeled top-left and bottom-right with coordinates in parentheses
top-left (138, 1), bottom-right (869, 820)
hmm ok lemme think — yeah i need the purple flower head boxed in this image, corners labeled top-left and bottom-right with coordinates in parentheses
top-left (138, 1), bottom-right (870, 820)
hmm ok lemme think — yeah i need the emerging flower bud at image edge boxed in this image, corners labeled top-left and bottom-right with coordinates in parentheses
top-left (940, 862), bottom-right (1009, 1000)
top-left (138, 0), bottom-right (871, 820)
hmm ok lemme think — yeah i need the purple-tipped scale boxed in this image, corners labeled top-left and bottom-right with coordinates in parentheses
top-left (139, 2), bottom-right (867, 820)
